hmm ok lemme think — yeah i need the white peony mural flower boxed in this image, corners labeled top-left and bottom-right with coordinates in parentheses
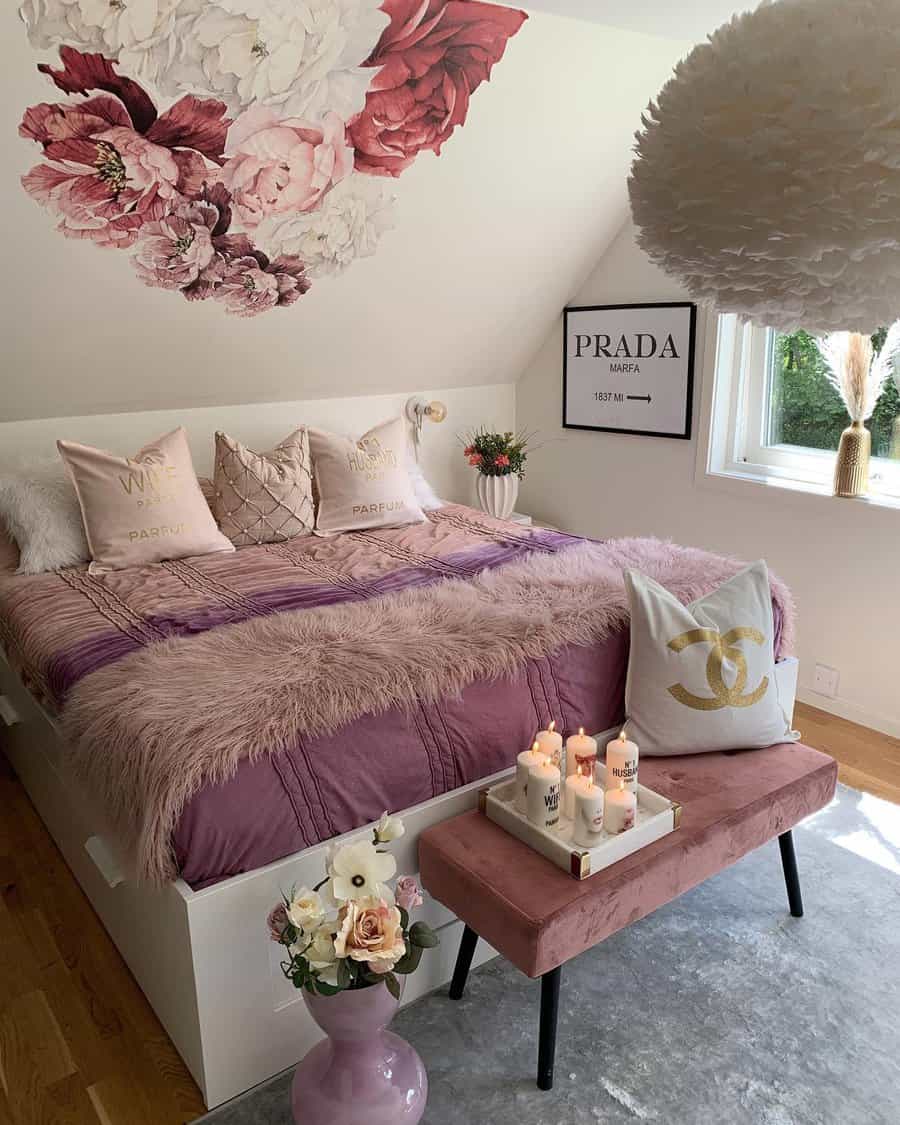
top-left (126, 0), bottom-right (389, 123)
top-left (20, 0), bottom-right (181, 58)
top-left (257, 175), bottom-right (395, 278)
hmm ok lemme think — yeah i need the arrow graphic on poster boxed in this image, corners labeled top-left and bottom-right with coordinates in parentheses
top-left (626, 394), bottom-right (652, 403)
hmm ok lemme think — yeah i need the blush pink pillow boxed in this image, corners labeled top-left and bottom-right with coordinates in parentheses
top-left (58, 428), bottom-right (234, 574)
top-left (309, 417), bottom-right (426, 535)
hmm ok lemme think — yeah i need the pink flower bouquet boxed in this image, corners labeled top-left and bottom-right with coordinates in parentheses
top-left (461, 428), bottom-right (531, 479)
top-left (267, 811), bottom-right (438, 999)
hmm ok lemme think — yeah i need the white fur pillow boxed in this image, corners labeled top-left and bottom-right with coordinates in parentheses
top-left (0, 460), bottom-right (90, 574)
top-left (406, 446), bottom-right (444, 511)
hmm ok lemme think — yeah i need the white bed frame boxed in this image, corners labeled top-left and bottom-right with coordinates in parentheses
top-left (0, 388), bottom-right (515, 1110)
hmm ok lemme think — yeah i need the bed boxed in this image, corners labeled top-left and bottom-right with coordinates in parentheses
top-left (0, 506), bottom-right (631, 888)
top-left (0, 494), bottom-right (793, 1108)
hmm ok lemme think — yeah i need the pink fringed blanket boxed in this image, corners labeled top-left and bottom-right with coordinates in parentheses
top-left (56, 530), bottom-right (794, 885)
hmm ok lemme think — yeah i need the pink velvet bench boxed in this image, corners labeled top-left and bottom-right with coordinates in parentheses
top-left (419, 742), bottom-right (837, 1091)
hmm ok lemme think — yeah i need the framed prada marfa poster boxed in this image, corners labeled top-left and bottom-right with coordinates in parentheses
top-left (563, 302), bottom-right (696, 439)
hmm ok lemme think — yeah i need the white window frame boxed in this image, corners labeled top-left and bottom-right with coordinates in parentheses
top-left (706, 314), bottom-right (900, 501)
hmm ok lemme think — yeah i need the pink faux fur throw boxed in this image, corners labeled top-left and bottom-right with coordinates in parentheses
top-left (60, 539), bottom-right (795, 884)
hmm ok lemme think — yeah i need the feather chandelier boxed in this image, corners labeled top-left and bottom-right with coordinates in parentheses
top-left (628, 0), bottom-right (900, 335)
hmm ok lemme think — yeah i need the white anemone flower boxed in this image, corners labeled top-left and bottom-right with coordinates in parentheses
top-left (257, 176), bottom-right (396, 279)
top-left (329, 839), bottom-right (396, 903)
top-left (137, 0), bottom-right (388, 122)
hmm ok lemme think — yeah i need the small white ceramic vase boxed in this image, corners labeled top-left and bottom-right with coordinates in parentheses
top-left (476, 473), bottom-right (518, 520)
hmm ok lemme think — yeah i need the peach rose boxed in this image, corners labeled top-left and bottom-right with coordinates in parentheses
top-left (220, 105), bottom-right (353, 230)
top-left (334, 896), bottom-right (406, 975)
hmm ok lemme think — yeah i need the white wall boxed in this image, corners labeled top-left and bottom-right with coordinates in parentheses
top-left (1, 4), bottom-right (687, 421)
top-left (518, 223), bottom-right (900, 737)
top-left (0, 383), bottom-right (514, 509)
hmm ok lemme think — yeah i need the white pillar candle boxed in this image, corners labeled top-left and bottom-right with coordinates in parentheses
top-left (565, 727), bottom-right (598, 783)
top-left (573, 777), bottom-right (605, 848)
top-left (534, 720), bottom-right (563, 770)
top-left (606, 730), bottom-right (639, 794)
top-left (563, 766), bottom-right (593, 821)
top-left (527, 759), bottom-right (561, 831)
top-left (516, 741), bottom-right (549, 813)
top-left (604, 779), bottom-right (637, 835)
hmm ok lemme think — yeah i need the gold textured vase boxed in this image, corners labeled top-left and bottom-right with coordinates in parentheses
top-left (833, 420), bottom-right (871, 498)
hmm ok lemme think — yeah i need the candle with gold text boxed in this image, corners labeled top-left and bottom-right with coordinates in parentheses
top-left (604, 778), bottom-right (637, 834)
top-left (573, 774), bottom-right (605, 847)
top-left (534, 720), bottom-right (563, 770)
top-left (606, 730), bottom-right (639, 793)
top-left (516, 741), bottom-right (549, 813)
top-left (527, 759), bottom-right (561, 831)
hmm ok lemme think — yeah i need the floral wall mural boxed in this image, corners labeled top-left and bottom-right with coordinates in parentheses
top-left (17, 0), bottom-right (527, 317)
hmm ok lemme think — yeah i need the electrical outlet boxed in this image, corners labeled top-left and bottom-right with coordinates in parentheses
top-left (813, 663), bottom-right (840, 699)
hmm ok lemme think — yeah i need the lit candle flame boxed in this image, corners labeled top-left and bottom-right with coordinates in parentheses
top-left (531, 740), bottom-right (541, 755)
top-left (619, 778), bottom-right (625, 791)
top-left (578, 726), bottom-right (584, 736)
top-left (618, 730), bottom-right (627, 742)
top-left (548, 720), bottom-right (556, 733)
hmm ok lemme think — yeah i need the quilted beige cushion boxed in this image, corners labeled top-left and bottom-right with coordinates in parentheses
top-left (309, 417), bottom-right (426, 535)
top-left (58, 427), bottom-right (234, 574)
top-left (212, 428), bottom-right (314, 546)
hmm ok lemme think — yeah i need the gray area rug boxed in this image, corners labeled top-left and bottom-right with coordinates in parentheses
top-left (201, 785), bottom-right (900, 1125)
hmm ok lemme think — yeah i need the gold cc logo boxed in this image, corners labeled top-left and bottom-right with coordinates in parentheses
top-left (667, 627), bottom-right (769, 711)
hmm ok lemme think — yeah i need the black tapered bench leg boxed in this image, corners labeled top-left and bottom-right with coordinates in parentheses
top-left (779, 830), bottom-right (804, 918)
top-left (537, 965), bottom-right (562, 1091)
top-left (449, 924), bottom-right (479, 1000)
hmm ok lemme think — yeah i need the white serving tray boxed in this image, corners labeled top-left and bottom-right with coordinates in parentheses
top-left (479, 754), bottom-right (680, 880)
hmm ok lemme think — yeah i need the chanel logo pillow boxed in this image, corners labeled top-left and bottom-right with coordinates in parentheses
top-left (58, 427), bottom-right (234, 574)
top-left (308, 417), bottom-right (426, 535)
top-left (212, 428), bottom-right (314, 547)
top-left (624, 561), bottom-right (797, 755)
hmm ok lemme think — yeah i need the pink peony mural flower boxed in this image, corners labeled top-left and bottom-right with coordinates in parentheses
top-left (20, 102), bottom-right (180, 248)
top-left (20, 48), bottom-right (230, 248)
top-left (214, 247), bottom-right (310, 317)
top-left (132, 200), bottom-right (224, 293)
top-left (219, 107), bottom-right (353, 230)
top-left (348, 0), bottom-right (528, 177)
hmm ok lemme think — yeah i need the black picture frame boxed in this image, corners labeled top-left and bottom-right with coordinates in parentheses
top-left (562, 301), bottom-right (697, 440)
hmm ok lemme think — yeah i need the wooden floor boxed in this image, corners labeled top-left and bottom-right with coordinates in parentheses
top-left (794, 701), bottom-right (900, 805)
top-left (0, 700), bottom-right (897, 1125)
top-left (0, 750), bottom-right (206, 1125)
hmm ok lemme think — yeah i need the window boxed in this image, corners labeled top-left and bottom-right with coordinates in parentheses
top-left (707, 315), bottom-right (900, 500)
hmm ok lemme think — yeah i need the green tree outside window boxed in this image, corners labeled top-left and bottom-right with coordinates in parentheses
top-left (770, 328), bottom-right (900, 457)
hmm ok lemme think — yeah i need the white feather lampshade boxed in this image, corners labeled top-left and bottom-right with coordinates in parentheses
top-left (628, 0), bottom-right (900, 334)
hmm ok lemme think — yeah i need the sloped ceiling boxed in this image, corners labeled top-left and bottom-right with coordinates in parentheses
top-left (522, 1), bottom-right (745, 41)
top-left (2, 4), bottom-right (691, 421)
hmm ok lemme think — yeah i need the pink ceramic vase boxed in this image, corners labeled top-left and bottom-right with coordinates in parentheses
top-left (291, 982), bottom-right (427, 1125)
